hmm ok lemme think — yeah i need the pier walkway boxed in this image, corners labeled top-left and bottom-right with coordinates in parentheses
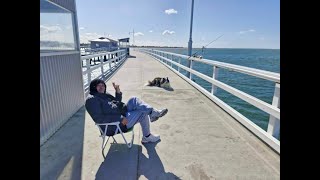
top-left (40, 50), bottom-right (280, 180)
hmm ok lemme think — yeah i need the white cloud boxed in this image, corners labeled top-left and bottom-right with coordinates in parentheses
top-left (134, 32), bottom-right (144, 36)
top-left (149, 30), bottom-right (153, 33)
top-left (79, 27), bottom-right (85, 30)
top-left (239, 29), bottom-right (256, 34)
top-left (40, 25), bottom-right (62, 33)
top-left (80, 32), bottom-right (104, 43)
top-left (162, 30), bottom-right (175, 35)
top-left (165, 9), bottom-right (178, 15)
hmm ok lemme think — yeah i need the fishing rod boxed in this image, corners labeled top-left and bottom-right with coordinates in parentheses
top-left (188, 34), bottom-right (224, 59)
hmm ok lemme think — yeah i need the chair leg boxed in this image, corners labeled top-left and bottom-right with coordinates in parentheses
top-left (112, 136), bottom-right (117, 144)
top-left (102, 136), bottom-right (110, 159)
top-left (118, 125), bottom-right (134, 148)
top-left (102, 136), bottom-right (110, 150)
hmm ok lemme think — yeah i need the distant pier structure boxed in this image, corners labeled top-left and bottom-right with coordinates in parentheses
top-left (118, 37), bottom-right (130, 55)
top-left (90, 37), bottom-right (118, 52)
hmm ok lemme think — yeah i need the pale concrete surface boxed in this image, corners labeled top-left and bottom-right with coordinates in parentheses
top-left (40, 50), bottom-right (280, 180)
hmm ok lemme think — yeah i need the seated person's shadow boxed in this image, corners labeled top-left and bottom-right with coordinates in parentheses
top-left (95, 141), bottom-right (181, 180)
top-left (138, 140), bottom-right (181, 179)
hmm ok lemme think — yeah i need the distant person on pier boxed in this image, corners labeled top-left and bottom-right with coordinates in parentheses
top-left (85, 79), bottom-right (168, 143)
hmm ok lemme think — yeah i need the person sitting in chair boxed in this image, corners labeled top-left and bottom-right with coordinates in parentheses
top-left (85, 79), bottom-right (168, 143)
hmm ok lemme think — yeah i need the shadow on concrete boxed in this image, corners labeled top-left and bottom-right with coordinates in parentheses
top-left (96, 143), bottom-right (139, 180)
top-left (128, 55), bottom-right (136, 58)
top-left (95, 141), bottom-right (181, 180)
top-left (162, 86), bottom-right (174, 91)
top-left (138, 140), bottom-right (182, 179)
top-left (40, 107), bottom-right (86, 180)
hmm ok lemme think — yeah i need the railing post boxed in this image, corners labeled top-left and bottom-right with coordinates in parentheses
top-left (211, 66), bottom-right (219, 94)
top-left (108, 53), bottom-right (111, 70)
top-left (267, 83), bottom-right (280, 139)
top-left (178, 57), bottom-right (181, 72)
top-left (113, 52), bottom-right (117, 66)
top-left (115, 52), bottom-right (118, 65)
top-left (163, 52), bottom-right (165, 62)
top-left (100, 55), bottom-right (104, 75)
top-left (86, 58), bottom-right (91, 83)
top-left (189, 60), bottom-right (193, 80)
top-left (171, 54), bottom-right (173, 67)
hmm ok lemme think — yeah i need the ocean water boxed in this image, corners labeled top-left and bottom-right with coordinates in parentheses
top-left (156, 48), bottom-right (280, 132)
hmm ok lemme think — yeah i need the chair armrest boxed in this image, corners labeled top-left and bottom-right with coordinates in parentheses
top-left (96, 122), bottom-right (120, 126)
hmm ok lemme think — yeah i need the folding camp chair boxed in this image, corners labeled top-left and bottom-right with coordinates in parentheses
top-left (96, 122), bottom-right (134, 158)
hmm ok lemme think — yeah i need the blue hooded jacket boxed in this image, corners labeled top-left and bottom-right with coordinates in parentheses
top-left (85, 79), bottom-right (128, 136)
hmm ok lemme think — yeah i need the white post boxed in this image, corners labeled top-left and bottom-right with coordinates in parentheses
top-left (190, 60), bottom-right (193, 80)
top-left (86, 59), bottom-right (91, 83)
top-left (108, 53), bottom-right (111, 71)
top-left (211, 66), bottom-right (218, 94)
top-left (114, 52), bottom-right (117, 66)
top-left (100, 56), bottom-right (104, 75)
top-left (178, 57), bottom-right (181, 72)
top-left (161, 52), bottom-right (163, 61)
top-left (267, 83), bottom-right (280, 139)
top-left (171, 54), bottom-right (173, 67)
top-left (163, 52), bottom-right (165, 62)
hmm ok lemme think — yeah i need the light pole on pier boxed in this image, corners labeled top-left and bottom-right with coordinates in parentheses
top-left (187, 0), bottom-right (194, 79)
top-left (129, 29), bottom-right (135, 46)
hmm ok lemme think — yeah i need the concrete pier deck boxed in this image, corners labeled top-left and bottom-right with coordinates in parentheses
top-left (40, 50), bottom-right (280, 180)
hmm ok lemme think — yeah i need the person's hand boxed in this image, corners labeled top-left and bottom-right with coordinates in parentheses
top-left (112, 82), bottom-right (121, 93)
top-left (121, 117), bottom-right (128, 125)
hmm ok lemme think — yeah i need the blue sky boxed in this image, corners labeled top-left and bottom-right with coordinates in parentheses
top-left (76, 0), bottom-right (280, 49)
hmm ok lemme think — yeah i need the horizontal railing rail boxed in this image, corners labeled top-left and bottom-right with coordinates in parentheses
top-left (81, 49), bottom-right (128, 95)
top-left (138, 48), bottom-right (280, 153)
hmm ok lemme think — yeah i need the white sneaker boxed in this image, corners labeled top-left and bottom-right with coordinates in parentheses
top-left (149, 108), bottom-right (168, 122)
top-left (141, 134), bottom-right (160, 143)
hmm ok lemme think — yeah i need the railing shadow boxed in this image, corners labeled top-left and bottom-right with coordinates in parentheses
top-left (128, 55), bottom-right (136, 58)
top-left (138, 140), bottom-right (181, 179)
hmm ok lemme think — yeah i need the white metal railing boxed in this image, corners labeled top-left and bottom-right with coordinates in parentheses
top-left (138, 48), bottom-right (280, 153)
top-left (81, 49), bottom-right (128, 94)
